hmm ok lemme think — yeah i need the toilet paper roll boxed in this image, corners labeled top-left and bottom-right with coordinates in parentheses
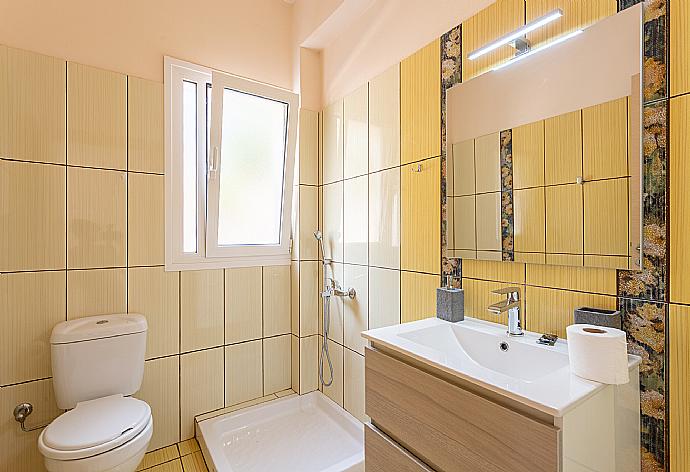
top-left (566, 324), bottom-right (630, 385)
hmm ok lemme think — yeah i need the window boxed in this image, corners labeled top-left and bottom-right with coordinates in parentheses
top-left (165, 58), bottom-right (298, 270)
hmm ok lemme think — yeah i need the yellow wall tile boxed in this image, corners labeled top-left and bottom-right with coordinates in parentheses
top-left (343, 83), bottom-right (368, 178)
top-left (525, 0), bottom-right (617, 47)
top-left (524, 286), bottom-right (616, 338)
top-left (672, 0), bottom-right (690, 95)
top-left (0, 45), bottom-right (6, 159)
top-left (299, 335), bottom-right (319, 394)
top-left (67, 268), bottom-right (126, 319)
top-left (67, 62), bottom-right (126, 169)
top-left (3, 47), bottom-right (66, 164)
top-left (343, 175), bottom-right (368, 265)
top-left (462, 259), bottom-right (526, 284)
top-left (369, 167), bottom-right (401, 269)
top-left (0, 271), bottom-right (65, 385)
top-left (514, 187), bottom-right (546, 253)
top-left (135, 356), bottom-right (180, 451)
top-left (343, 264), bottom-right (368, 354)
top-left (128, 267), bottom-right (180, 359)
top-left (225, 267), bottom-right (262, 344)
top-left (344, 349), bottom-right (367, 423)
top-left (67, 167), bottom-right (126, 269)
top-left (546, 183), bottom-right (583, 255)
top-left (299, 109), bottom-right (319, 185)
top-left (454, 195), bottom-right (476, 251)
top-left (128, 77), bottom-right (164, 173)
top-left (1, 160), bottom-right (66, 271)
top-left (474, 132), bottom-right (501, 193)
top-left (401, 39), bottom-right (441, 164)
top-left (545, 110), bottom-right (582, 185)
top-left (546, 253), bottom-right (584, 267)
top-left (263, 265), bottom-right (291, 337)
top-left (670, 95), bottom-right (690, 304)
top-left (180, 348), bottom-right (224, 440)
top-left (299, 261), bottom-right (319, 337)
top-left (401, 271), bottom-right (439, 323)
top-left (582, 98), bottom-right (628, 181)
top-left (515, 252), bottom-right (546, 264)
top-left (526, 264), bottom-right (617, 295)
top-left (225, 340), bottom-right (263, 406)
top-left (462, 0), bottom-right (525, 80)
top-left (369, 63), bottom-right (400, 172)
top-left (0, 379), bottom-right (61, 471)
top-left (180, 270), bottom-right (224, 352)
top-left (322, 99), bottom-right (343, 184)
top-left (128, 172), bottom-right (164, 266)
top-left (322, 338), bottom-right (344, 406)
top-left (583, 178), bottom-right (629, 256)
top-left (584, 255), bottom-right (630, 270)
top-left (401, 157), bottom-right (441, 274)
top-left (512, 120), bottom-right (545, 189)
top-left (451, 139), bottom-right (475, 196)
top-left (291, 334), bottom-right (299, 392)
top-left (263, 335), bottom-right (291, 395)
top-left (298, 184), bottom-right (319, 260)
top-left (670, 304), bottom-right (690, 472)
top-left (475, 192), bottom-right (502, 252)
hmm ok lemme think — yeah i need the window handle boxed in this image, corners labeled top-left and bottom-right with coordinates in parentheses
top-left (208, 147), bottom-right (219, 179)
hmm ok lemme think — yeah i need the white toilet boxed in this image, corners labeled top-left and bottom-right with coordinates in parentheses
top-left (38, 314), bottom-right (153, 472)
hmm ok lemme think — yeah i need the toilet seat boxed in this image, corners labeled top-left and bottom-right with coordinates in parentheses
top-left (39, 394), bottom-right (151, 461)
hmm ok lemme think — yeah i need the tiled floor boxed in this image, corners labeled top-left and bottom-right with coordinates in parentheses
top-left (136, 438), bottom-right (208, 472)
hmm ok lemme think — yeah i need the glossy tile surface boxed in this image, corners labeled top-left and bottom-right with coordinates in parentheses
top-left (67, 167), bottom-right (126, 269)
top-left (474, 132), bottom-right (501, 194)
top-left (128, 172), bottom-right (164, 266)
top-left (180, 348), bottom-right (224, 440)
top-left (135, 356), bottom-right (180, 451)
top-left (368, 267), bottom-right (401, 329)
top-left (298, 184), bottom-right (319, 260)
top-left (225, 267), bottom-right (262, 344)
top-left (180, 270), bottom-right (224, 352)
top-left (369, 63), bottom-right (400, 172)
top-left (128, 77), bottom-right (164, 174)
top-left (343, 264), bottom-right (368, 354)
top-left (343, 176), bottom-right (368, 265)
top-left (3, 47), bottom-right (66, 164)
top-left (343, 349), bottom-right (367, 423)
top-left (475, 192), bottom-right (501, 252)
top-left (263, 265), bottom-right (291, 337)
top-left (263, 334), bottom-right (292, 394)
top-left (128, 266), bottom-right (180, 359)
top-left (67, 62), bottom-right (126, 170)
top-left (225, 340), bottom-right (263, 406)
top-left (323, 99), bottom-right (344, 184)
top-left (67, 268), bottom-right (126, 319)
top-left (1, 160), bottom-right (66, 271)
top-left (299, 260), bottom-right (319, 336)
top-left (344, 84), bottom-right (369, 179)
top-left (0, 271), bottom-right (65, 385)
top-left (369, 167), bottom-right (400, 269)
top-left (323, 181), bottom-right (344, 262)
top-left (299, 109), bottom-right (319, 185)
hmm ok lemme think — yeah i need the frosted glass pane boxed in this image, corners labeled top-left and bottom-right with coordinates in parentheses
top-left (217, 88), bottom-right (288, 246)
top-left (182, 81), bottom-right (198, 253)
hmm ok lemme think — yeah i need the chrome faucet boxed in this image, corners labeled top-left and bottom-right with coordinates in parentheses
top-left (488, 287), bottom-right (523, 336)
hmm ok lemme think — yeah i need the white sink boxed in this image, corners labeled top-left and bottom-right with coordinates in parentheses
top-left (362, 317), bottom-right (640, 417)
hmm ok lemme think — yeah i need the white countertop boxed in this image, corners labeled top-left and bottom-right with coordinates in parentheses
top-left (362, 317), bottom-right (641, 417)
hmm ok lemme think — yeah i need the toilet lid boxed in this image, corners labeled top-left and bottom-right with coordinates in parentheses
top-left (39, 394), bottom-right (151, 460)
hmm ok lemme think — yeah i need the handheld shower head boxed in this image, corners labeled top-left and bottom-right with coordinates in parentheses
top-left (313, 230), bottom-right (329, 263)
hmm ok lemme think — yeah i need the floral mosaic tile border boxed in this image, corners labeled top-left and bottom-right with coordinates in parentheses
top-left (441, 24), bottom-right (462, 285)
top-left (619, 298), bottom-right (667, 472)
top-left (499, 130), bottom-right (515, 262)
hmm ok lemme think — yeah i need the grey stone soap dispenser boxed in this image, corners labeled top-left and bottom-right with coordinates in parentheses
top-left (436, 275), bottom-right (464, 322)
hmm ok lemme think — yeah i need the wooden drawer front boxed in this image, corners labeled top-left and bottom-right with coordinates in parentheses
top-left (365, 347), bottom-right (560, 472)
top-left (365, 423), bottom-right (434, 472)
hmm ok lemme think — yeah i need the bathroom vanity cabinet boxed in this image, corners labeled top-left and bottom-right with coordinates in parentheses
top-left (364, 342), bottom-right (640, 472)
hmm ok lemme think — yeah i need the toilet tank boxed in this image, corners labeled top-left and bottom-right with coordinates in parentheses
top-left (50, 314), bottom-right (147, 409)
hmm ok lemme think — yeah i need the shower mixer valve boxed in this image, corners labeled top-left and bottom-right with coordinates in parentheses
top-left (324, 278), bottom-right (356, 299)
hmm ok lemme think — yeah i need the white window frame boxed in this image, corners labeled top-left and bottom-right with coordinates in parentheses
top-left (164, 57), bottom-right (297, 271)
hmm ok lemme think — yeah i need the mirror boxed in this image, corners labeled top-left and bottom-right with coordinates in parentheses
top-left (445, 4), bottom-right (642, 270)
